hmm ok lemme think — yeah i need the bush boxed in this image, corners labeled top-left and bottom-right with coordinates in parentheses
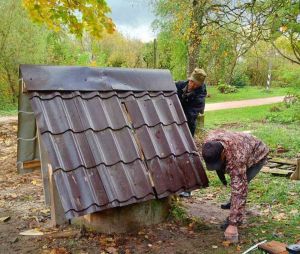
top-left (273, 67), bottom-right (300, 87)
top-left (231, 71), bottom-right (250, 87)
top-left (0, 84), bottom-right (16, 112)
top-left (217, 83), bottom-right (237, 94)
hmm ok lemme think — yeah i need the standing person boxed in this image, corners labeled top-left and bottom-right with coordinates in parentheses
top-left (201, 130), bottom-right (269, 243)
top-left (176, 68), bottom-right (207, 198)
top-left (176, 68), bottom-right (207, 137)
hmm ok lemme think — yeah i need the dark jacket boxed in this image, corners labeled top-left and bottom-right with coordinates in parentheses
top-left (176, 80), bottom-right (207, 136)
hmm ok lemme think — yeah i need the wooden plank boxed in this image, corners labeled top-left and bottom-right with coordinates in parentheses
top-left (279, 164), bottom-right (295, 170)
top-left (268, 162), bottom-right (281, 168)
top-left (23, 160), bottom-right (41, 169)
top-left (49, 164), bottom-right (68, 226)
top-left (290, 159), bottom-right (300, 181)
top-left (37, 130), bottom-right (51, 206)
top-left (262, 167), bottom-right (294, 176)
top-left (268, 158), bottom-right (297, 166)
top-left (198, 114), bottom-right (205, 129)
top-left (258, 241), bottom-right (288, 254)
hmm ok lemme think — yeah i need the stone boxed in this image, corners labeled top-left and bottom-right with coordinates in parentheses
top-left (73, 197), bottom-right (171, 234)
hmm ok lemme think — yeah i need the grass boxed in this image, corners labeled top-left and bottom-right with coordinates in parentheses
top-left (200, 103), bottom-right (300, 158)
top-left (194, 171), bottom-right (300, 247)
top-left (0, 101), bottom-right (17, 116)
top-left (194, 99), bottom-right (300, 250)
top-left (206, 86), bottom-right (291, 103)
top-left (0, 108), bottom-right (17, 116)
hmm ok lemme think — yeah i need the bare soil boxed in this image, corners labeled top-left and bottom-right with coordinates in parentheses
top-left (0, 118), bottom-right (257, 254)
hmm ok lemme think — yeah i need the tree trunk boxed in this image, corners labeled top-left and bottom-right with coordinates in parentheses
top-left (227, 54), bottom-right (239, 84)
top-left (4, 66), bottom-right (17, 103)
top-left (187, 37), bottom-right (201, 77)
top-left (187, 0), bottom-right (203, 77)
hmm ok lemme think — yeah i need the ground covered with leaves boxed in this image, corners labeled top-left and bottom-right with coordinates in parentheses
top-left (0, 118), bottom-right (299, 254)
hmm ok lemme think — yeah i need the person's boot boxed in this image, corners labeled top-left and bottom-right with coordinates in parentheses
top-left (220, 218), bottom-right (229, 230)
top-left (221, 201), bottom-right (231, 210)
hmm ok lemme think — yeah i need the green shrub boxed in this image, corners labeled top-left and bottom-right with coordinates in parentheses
top-left (0, 84), bottom-right (16, 112)
top-left (217, 83), bottom-right (237, 94)
top-left (231, 71), bottom-right (250, 87)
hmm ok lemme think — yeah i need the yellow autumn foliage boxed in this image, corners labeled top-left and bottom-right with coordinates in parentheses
top-left (22, 0), bottom-right (115, 39)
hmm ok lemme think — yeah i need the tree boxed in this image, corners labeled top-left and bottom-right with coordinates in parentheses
top-left (0, 0), bottom-right (49, 103)
top-left (259, 0), bottom-right (300, 65)
top-left (22, 0), bottom-right (115, 39)
top-left (153, 0), bottom-right (264, 76)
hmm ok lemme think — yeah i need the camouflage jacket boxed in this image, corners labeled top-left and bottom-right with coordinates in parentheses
top-left (205, 130), bottom-right (269, 225)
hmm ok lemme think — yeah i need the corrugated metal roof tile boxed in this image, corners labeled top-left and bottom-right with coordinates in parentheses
top-left (29, 90), bottom-right (208, 219)
top-left (54, 160), bottom-right (155, 219)
top-left (134, 123), bottom-right (196, 160)
top-left (31, 95), bottom-right (130, 134)
top-left (124, 96), bottom-right (186, 128)
top-left (42, 128), bottom-right (141, 171)
top-left (146, 154), bottom-right (208, 198)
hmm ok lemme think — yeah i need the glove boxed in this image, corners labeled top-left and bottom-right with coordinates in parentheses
top-left (224, 225), bottom-right (239, 243)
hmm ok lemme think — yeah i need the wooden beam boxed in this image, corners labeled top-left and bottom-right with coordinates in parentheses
top-left (268, 158), bottom-right (297, 166)
top-left (37, 130), bottom-right (51, 205)
top-left (258, 241), bottom-right (288, 254)
top-left (49, 164), bottom-right (68, 226)
top-left (23, 160), bottom-right (41, 169)
top-left (262, 167), bottom-right (294, 176)
top-left (290, 159), bottom-right (300, 180)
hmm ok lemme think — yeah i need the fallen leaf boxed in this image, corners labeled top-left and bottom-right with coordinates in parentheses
top-left (212, 245), bottom-right (218, 249)
top-left (222, 241), bottom-right (231, 247)
top-left (236, 245), bottom-right (241, 251)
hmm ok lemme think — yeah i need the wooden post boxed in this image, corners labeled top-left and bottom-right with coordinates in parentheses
top-left (290, 159), bottom-right (300, 180)
top-left (37, 130), bottom-right (51, 205)
top-left (195, 113), bottom-right (205, 138)
top-left (199, 113), bottom-right (205, 129)
top-left (48, 164), bottom-right (68, 226)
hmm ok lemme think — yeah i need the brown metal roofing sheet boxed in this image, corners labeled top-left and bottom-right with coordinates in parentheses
top-left (146, 154), bottom-right (208, 198)
top-left (21, 65), bottom-right (175, 92)
top-left (29, 90), bottom-right (208, 219)
top-left (42, 128), bottom-right (141, 171)
top-left (124, 97), bottom-right (186, 128)
top-left (54, 161), bottom-right (155, 218)
top-left (30, 95), bottom-right (130, 134)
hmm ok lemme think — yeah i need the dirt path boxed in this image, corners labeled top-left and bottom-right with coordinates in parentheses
top-left (0, 116), bottom-right (17, 124)
top-left (206, 96), bottom-right (284, 111)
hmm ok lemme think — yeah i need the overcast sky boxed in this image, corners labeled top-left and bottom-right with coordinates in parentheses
top-left (106, 0), bottom-right (156, 42)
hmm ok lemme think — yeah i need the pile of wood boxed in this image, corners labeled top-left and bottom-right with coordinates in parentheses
top-left (262, 158), bottom-right (300, 180)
